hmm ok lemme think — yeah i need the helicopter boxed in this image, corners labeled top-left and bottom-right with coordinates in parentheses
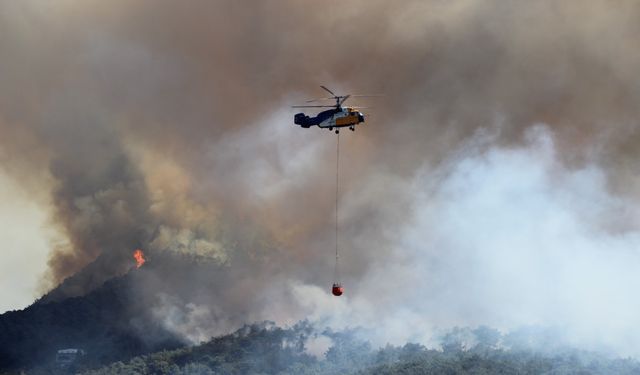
top-left (293, 86), bottom-right (376, 133)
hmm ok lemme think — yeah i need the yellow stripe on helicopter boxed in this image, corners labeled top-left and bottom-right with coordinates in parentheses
top-left (335, 115), bottom-right (359, 126)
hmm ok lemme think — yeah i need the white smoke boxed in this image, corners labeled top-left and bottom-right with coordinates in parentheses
top-left (152, 293), bottom-right (231, 344)
top-left (279, 125), bottom-right (640, 356)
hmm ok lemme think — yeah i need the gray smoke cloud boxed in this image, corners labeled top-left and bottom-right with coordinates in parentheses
top-left (2, 0), bottom-right (640, 356)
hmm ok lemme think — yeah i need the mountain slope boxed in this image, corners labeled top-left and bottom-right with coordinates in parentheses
top-left (0, 254), bottom-right (194, 371)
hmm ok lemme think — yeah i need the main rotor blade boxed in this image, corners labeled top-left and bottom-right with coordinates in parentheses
top-left (306, 97), bottom-right (335, 103)
top-left (350, 94), bottom-right (385, 98)
top-left (291, 105), bottom-right (337, 108)
top-left (320, 85), bottom-right (336, 96)
top-left (338, 94), bottom-right (351, 106)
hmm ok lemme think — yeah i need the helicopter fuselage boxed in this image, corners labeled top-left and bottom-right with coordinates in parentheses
top-left (294, 107), bottom-right (365, 131)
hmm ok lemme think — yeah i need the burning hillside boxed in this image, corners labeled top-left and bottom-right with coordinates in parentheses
top-left (133, 249), bottom-right (146, 269)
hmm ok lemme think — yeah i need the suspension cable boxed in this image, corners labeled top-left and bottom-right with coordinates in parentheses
top-left (334, 132), bottom-right (340, 284)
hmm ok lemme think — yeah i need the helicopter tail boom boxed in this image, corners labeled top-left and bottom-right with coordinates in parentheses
top-left (294, 113), bottom-right (319, 128)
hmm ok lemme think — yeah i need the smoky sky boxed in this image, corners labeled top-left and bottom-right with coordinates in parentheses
top-left (2, 0), bottom-right (640, 355)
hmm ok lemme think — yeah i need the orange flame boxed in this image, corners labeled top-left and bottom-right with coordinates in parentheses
top-left (133, 249), bottom-right (146, 268)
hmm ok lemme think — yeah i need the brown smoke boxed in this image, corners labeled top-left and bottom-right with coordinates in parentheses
top-left (1, 0), bottom-right (640, 323)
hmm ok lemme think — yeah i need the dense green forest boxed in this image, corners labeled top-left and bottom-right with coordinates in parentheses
top-left (15, 322), bottom-right (638, 375)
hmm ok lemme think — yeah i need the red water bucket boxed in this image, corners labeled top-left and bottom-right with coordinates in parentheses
top-left (332, 283), bottom-right (344, 296)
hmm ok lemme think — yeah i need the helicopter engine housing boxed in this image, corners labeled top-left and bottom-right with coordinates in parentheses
top-left (294, 113), bottom-right (312, 128)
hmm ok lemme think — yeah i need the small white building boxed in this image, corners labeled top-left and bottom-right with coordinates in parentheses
top-left (56, 348), bottom-right (85, 367)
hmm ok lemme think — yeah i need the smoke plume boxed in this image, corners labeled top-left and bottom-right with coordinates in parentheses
top-left (2, 0), bottom-right (640, 356)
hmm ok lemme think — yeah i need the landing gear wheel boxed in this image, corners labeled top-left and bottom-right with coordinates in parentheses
top-left (350, 126), bottom-right (355, 131)
top-left (335, 129), bottom-right (340, 134)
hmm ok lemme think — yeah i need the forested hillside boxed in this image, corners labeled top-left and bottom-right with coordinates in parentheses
top-left (4, 252), bottom-right (639, 375)
top-left (0, 271), bottom-right (183, 371)
top-left (0, 252), bottom-right (207, 371)
top-left (28, 323), bottom-right (636, 375)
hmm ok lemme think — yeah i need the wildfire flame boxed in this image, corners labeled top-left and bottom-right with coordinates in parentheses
top-left (133, 249), bottom-right (146, 268)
